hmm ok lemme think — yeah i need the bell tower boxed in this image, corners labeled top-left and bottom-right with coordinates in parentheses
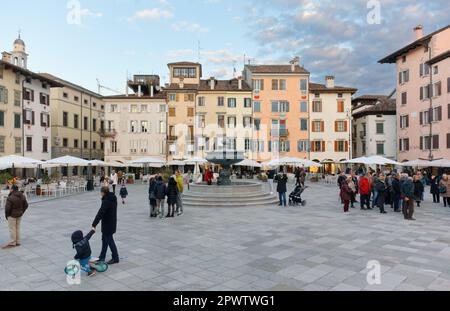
top-left (11, 31), bottom-right (28, 69)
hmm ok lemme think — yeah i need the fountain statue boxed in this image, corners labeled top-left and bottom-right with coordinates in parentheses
top-left (206, 148), bottom-right (244, 186)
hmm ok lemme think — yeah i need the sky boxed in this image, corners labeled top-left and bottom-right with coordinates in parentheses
top-left (0, 0), bottom-right (449, 96)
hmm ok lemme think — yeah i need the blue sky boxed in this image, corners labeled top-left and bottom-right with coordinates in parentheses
top-left (0, 0), bottom-right (449, 96)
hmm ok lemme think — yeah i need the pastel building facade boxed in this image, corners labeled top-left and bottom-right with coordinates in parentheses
top-left (1, 36), bottom-right (60, 159)
top-left (352, 95), bottom-right (397, 160)
top-left (41, 74), bottom-right (105, 160)
top-left (243, 58), bottom-right (310, 161)
top-left (195, 77), bottom-right (253, 158)
top-left (309, 76), bottom-right (357, 172)
top-left (380, 24), bottom-right (450, 162)
top-left (103, 75), bottom-right (167, 163)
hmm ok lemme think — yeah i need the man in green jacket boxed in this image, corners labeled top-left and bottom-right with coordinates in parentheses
top-left (175, 170), bottom-right (184, 216)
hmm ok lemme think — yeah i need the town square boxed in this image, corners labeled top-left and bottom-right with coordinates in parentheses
top-left (0, 0), bottom-right (450, 296)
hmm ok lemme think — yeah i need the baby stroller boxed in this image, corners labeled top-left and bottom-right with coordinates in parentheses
top-left (289, 185), bottom-right (307, 207)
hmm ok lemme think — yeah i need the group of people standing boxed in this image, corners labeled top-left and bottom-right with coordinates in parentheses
top-left (338, 169), bottom-right (449, 221)
top-left (148, 170), bottom-right (185, 218)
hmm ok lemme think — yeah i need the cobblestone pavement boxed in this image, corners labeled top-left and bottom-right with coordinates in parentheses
top-left (1, 182), bottom-right (450, 291)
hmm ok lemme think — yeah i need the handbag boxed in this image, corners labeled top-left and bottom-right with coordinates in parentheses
top-left (439, 186), bottom-right (447, 194)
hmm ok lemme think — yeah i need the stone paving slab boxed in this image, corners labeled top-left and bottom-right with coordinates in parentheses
top-left (1, 182), bottom-right (450, 291)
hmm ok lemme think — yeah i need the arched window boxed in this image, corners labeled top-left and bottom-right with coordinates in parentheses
top-left (14, 57), bottom-right (18, 66)
top-left (22, 58), bottom-right (25, 67)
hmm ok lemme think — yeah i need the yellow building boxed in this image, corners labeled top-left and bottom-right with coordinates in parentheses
top-left (195, 77), bottom-right (253, 158)
top-left (41, 74), bottom-right (105, 160)
top-left (165, 62), bottom-right (201, 160)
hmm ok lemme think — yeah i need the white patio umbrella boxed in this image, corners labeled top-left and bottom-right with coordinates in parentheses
top-left (167, 160), bottom-right (186, 166)
top-left (430, 159), bottom-right (450, 167)
top-left (44, 155), bottom-right (90, 167)
top-left (130, 157), bottom-right (165, 167)
top-left (0, 155), bottom-right (44, 170)
top-left (341, 157), bottom-right (370, 164)
top-left (401, 159), bottom-right (433, 167)
top-left (87, 160), bottom-right (108, 166)
top-left (183, 157), bottom-right (208, 165)
top-left (105, 161), bottom-right (128, 167)
top-left (366, 156), bottom-right (401, 166)
top-left (299, 160), bottom-right (323, 168)
top-left (235, 159), bottom-right (262, 168)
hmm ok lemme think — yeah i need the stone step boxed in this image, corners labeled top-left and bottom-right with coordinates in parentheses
top-left (183, 194), bottom-right (277, 203)
top-left (183, 191), bottom-right (271, 199)
top-left (184, 198), bottom-right (280, 208)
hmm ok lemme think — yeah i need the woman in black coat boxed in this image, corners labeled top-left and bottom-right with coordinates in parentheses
top-left (276, 174), bottom-right (288, 207)
top-left (413, 175), bottom-right (424, 207)
top-left (430, 175), bottom-right (440, 203)
top-left (92, 187), bottom-right (119, 264)
top-left (166, 177), bottom-right (178, 218)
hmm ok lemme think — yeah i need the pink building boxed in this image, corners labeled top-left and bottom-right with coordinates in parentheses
top-left (379, 25), bottom-right (450, 162)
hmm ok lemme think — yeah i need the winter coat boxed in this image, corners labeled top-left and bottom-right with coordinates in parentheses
top-left (119, 187), bottom-right (128, 198)
top-left (413, 180), bottom-right (424, 201)
top-left (72, 230), bottom-right (95, 260)
top-left (352, 177), bottom-right (359, 192)
top-left (267, 170), bottom-right (275, 180)
top-left (430, 178), bottom-right (439, 194)
top-left (92, 192), bottom-right (118, 235)
top-left (391, 178), bottom-right (401, 197)
top-left (359, 177), bottom-right (370, 195)
top-left (5, 190), bottom-right (28, 219)
top-left (375, 180), bottom-right (387, 206)
top-left (401, 180), bottom-right (414, 199)
top-left (148, 180), bottom-right (157, 203)
top-left (439, 179), bottom-right (450, 198)
top-left (110, 173), bottom-right (118, 185)
top-left (340, 183), bottom-right (352, 201)
top-left (337, 175), bottom-right (346, 189)
top-left (154, 180), bottom-right (167, 200)
top-left (276, 175), bottom-right (288, 193)
top-left (166, 183), bottom-right (179, 205)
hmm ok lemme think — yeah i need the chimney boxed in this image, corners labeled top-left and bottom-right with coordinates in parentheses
top-left (238, 76), bottom-right (243, 90)
top-left (179, 77), bottom-right (184, 89)
top-left (150, 84), bottom-right (154, 97)
top-left (290, 56), bottom-right (300, 72)
top-left (414, 25), bottom-right (424, 40)
top-left (138, 84), bottom-right (142, 97)
top-left (210, 77), bottom-right (215, 90)
top-left (325, 75), bottom-right (335, 88)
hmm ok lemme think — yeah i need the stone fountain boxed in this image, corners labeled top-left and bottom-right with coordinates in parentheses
top-left (206, 150), bottom-right (244, 185)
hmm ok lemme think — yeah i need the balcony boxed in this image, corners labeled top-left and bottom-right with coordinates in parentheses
top-left (99, 128), bottom-right (117, 138)
top-left (271, 129), bottom-right (289, 137)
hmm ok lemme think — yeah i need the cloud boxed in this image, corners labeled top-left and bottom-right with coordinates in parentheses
top-left (244, 0), bottom-right (450, 95)
top-left (171, 21), bottom-right (209, 33)
top-left (134, 8), bottom-right (173, 20)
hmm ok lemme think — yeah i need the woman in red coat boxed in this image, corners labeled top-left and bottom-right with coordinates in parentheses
top-left (204, 168), bottom-right (213, 185)
top-left (340, 177), bottom-right (353, 213)
top-left (359, 174), bottom-right (371, 210)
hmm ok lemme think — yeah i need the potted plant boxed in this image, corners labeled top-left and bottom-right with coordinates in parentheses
top-left (126, 174), bottom-right (134, 184)
top-left (0, 172), bottom-right (13, 187)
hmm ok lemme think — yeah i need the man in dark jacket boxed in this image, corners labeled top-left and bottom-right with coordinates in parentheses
top-left (276, 174), bottom-right (288, 207)
top-left (92, 187), bottom-right (119, 264)
top-left (154, 176), bottom-right (167, 219)
top-left (2, 185), bottom-right (28, 249)
top-left (375, 174), bottom-right (387, 214)
top-left (401, 177), bottom-right (415, 220)
top-left (391, 174), bottom-right (401, 212)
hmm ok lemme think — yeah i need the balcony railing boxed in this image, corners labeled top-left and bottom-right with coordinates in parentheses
top-left (271, 129), bottom-right (289, 137)
top-left (99, 128), bottom-right (117, 138)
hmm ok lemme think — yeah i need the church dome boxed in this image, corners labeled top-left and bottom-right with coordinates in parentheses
top-left (14, 37), bottom-right (25, 46)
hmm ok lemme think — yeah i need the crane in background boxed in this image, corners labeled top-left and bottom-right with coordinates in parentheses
top-left (96, 79), bottom-right (122, 95)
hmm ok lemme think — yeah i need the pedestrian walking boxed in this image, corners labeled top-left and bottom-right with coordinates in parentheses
top-left (148, 177), bottom-right (157, 217)
top-left (401, 176), bottom-right (416, 220)
top-left (175, 170), bottom-right (184, 216)
top-left (439, 174), bottom-right (450, 207)
top-left (119, 182), bottom-right (128, 205)
top-left (391, 173), bottom-right (401, 212)
top-left (276, 173), bottom-right (288, 207)
top-left (110, 170), bottom-right (118, 194)
top-left (340, 177), bottom-right (352, 213)
top-left (166, 177), bottom-right (178, 218)
top-left (375, 174), bottom-right (387, 214)
top-left (430, 175), bottom-right (440, 203)
top-left (154, 176), bottom-right (167, 218)
top-left (359, 173), bottom-right (371, 210)
top-left (2, 185), bottom-right (28, 249)
top-left (267, 169), bottom-right (275, 194)
top-left (413, 174), bottom-right (424, 207)
top-left (92, 187), bottom-right (119, 264)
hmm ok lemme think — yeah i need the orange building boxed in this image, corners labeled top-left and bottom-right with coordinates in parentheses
top-left (243, 58), bottom-right (310, 161)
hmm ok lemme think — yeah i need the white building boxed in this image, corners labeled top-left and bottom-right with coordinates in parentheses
top-left (352, 95), bottom-right (397, 159)
top-left (1, 35), bottom-right (60, 160)
top-left (103, 75), bottom-right (167, 163)
top-left (309, 76), bottom-right (357, 174)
